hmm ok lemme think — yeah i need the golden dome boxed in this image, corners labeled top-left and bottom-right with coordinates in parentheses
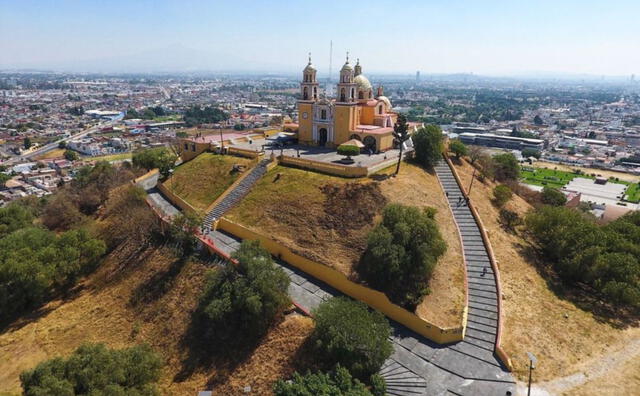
top-left (304, 53), bottom-right (316, 72)
top-left (354, 74), bottom-right (372, 91)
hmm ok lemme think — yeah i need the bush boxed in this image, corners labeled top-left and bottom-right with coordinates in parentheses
top-left (64, 149), bottom-right (79, 161)
top-left (492, 153), bottom-right (520, 181)
top-left (412, 124), bottom-right (443, 168)
top-left (526, 206), bottom-right (640, 307)
top-left (274, 365), bottom-right (383, 396)
top-left (0, 227), bottom-right (106, 321)
top-left (196, 241), bottom-right (290, 346)
top-left (449, 139), bottom-right (468, 159)
top-left (165, 212), bottom-right (201, 256)
top-left (0, 203), bottom-right (34, 238)
top-left (492, 185), bottom-right (513, 208)
top-left (312, 298), bottom-right (392, 378)
top-left (541, 186), bottom-right (567, 206)
top-left (337, 145), bottom-right (360, 158)
top-left (132, 147), bottom-right (177, 177)
top-left (522, 148), bottom-right (541, 159)
top-left (359, 204), bottom-right (446, 308)
top-left (499, 208), bottom-right (521, 232)
top-left (41, 192), bottom-right (86, 231)
top-left (20, 343), bottom-right (162, 396)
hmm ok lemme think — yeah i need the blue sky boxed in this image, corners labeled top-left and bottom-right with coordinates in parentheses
top-left (1, 0), bottom-right (638, 76)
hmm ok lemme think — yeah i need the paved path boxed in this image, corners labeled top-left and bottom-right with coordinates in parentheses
top-left (138, 166), bottom-right (516, 395)
top-left (203, 158), bottom-right (271, 229)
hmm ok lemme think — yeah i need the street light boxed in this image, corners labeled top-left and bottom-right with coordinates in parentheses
top-left (168, 168), bottom-right (175, 194)
top-left (526, 352), bottom-right (537, 396)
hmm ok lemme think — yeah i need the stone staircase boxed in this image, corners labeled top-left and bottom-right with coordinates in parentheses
top-left (434, 161), bottom-right (503, 369)
top-left (203, 158), bottom-right (271, 229)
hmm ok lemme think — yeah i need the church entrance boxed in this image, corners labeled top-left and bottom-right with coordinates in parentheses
top-left (363, 136), bottom-right (376, 153)
top-left (318, 128), bottom-right (328, 147)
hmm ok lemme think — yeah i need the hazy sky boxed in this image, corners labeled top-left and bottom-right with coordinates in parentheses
top-left (1, 0), bottom-right (639, 76)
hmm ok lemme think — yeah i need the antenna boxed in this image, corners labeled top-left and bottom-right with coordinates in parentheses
top-left (328, 40), bottom-right (333, 84)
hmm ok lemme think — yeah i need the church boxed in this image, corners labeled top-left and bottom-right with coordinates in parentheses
top-left (297, 54), bottom-right (400, 152)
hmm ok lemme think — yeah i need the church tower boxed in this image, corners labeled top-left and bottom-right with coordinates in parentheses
top-left (333, 54), bottom-right (358, 145)
top-left (298, 53), bottom-right (318, 145)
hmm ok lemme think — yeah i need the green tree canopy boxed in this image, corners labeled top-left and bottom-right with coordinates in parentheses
top-left (449, 139), bottom-right (468, 159)
top-left (337, 145), bottom-right (360, 158)
top-left (541, 186), bottom-right (567, 206)
top-left (359, 204), bottom-right (447, 308)
top-left (0, 203), bottom-right (34, 238)
top-left (196, 240), bottom-right (290, 346)
top-left (274, 365), bottom-right (385, 396)
top-left (20, 343), bottom-right (162, 396)
top-left (64, 149), bottom-right (79, 161)
top-left (412, 124), bottom-right (443, 168)
top-left (492, 153), bottom-right (520, 181)
top-left (493, 185), bottom-right (513, 208)
top-left (521, 148), bottom-right (541, 159)
top-left (183, 105), bottom-right (228, 127)
top-left (132, 147), bottom-right (177, 177)
top-left (312, 298), bottom-right (392, 379)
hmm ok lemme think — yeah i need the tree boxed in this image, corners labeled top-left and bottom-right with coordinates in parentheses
top-left (492, 153), bottom-right (520, 181)
top-left (468, 145), bottom-right (486, 165)
top-left (337, 144), bottom-right (360, 161)
top-left (23, 137), bottom-right (32, 150)
top-left (165, 212), bottom-right (201, 256)
top-left (0, 203), bottom-right (34, 238)
top-left (541, 187), bottom-right (567, 206)
top-left (274, 365), bottom-right (385, 396)
top-left (521, 148), bottom-right (541, 159)
top-left (0, 173), bottom-right (10, 188)
top-left (58, 141), bottom-right (67, 149)
top-left (533, 115), bottom-right (543, 125)
top-left (183, 105), bottom-right (228, 127)
top-left (312, 298), bottom-right (392, 378)
top-left (196, 241), bottom-right (290, 346)
top-left (412, 124), bottom-right (443, 168)
top-left (449, 139), bottom-right (468, 159)
top-left (132, 147), bottom-right (177, 177)
top-left (359, 204), bottom-right (447, 308)
top-left (392, 113), bottom-right (411, 175)
top-left (64, 149), bottom-right (79, 161)
top-left (493, 185), bottom-right (513, 208)
top-left (20, 343), bottom-right (162, 396)
top-left (233, 123), bottom-right (245, 131)
top-left (499, 208), bottom-right (521, 232)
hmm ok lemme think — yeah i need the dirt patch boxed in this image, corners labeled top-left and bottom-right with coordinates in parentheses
top-left (319, 183), bottom-right (387, 231)
top-left (452, 157), bottom-right (639, 388)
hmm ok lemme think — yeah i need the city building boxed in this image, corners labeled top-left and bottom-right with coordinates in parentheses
top-left (459, 132), bottom-right (545, 151)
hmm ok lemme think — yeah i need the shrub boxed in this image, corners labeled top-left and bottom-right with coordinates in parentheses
top-left (492, 153), bottom-right (520, 181)
top-left (64, 149), bottom-right (79, 161)
top-left (132, 147), bottom-right (177, 177)
top-left (274, 365), bottom-right (382, 396)
top-left (165, 212), bottom-right (201, 256)
top-left (41, 192), bottom-right (85, 231)
top-left (312, 298), bottom-right (392, 378)
top-left (449, 139), bottom-right (468, 159)
top-left (541, 186), bottom-right (567, 206)
top-left (20, 343), bottom-right (162, 396)
top-left (499, 208), bottom-right (521, 232)
top-left (521, 148), bottom-right (541, 159)
top-left (359, 204), bottom-right (446, 308)
top-left (0, 203), bottom-right (34, 238)
top-left (412, 124), bottom-right (443, 168)
top-left (196, 241), bottom-right (290, 346)
top-left (493, 185), bottom-right (513, 208)
top-left (337, 145), bottom-right (360, 158)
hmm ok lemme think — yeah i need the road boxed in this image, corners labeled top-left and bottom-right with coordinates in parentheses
top-left (1, 120), bottom-right (113, 166)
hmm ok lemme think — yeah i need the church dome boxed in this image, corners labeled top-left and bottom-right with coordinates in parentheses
top-left (354, 74), bottom-right (372, 91)
top-left (341, 61), bottom-right (353, 72)
top-left (378, 95), bottom-right (392, 109)
top-left (304, 62), bottom-right (316, 72)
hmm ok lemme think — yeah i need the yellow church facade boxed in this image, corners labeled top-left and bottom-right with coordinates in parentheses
top-left (297, 55), bottom-right (399, 152)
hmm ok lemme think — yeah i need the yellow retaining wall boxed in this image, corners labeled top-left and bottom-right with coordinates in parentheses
top-left (216, 217), bottom-right (465, 345)
top-left (157, 181), bottom-right (198, 215)
top-left (132, 168), bottom-right (159, 185)
top-left (203, 157), bottom-right (262, 214)
top-left (278, 155), bottom-right (369, 178)
top-left (227, 147), bottom-right (262, 159)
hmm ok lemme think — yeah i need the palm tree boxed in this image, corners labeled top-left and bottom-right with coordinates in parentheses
top-left (393, 114), bottom-right (410, 175)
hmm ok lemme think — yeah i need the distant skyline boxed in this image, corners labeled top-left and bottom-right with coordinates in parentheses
top-left (1, 0), bottom-right (639, 77)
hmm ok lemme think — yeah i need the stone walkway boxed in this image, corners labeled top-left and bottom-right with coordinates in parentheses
top-left (202, 158), bottom-right (271, 230)
top-left (138, 165), bottom-right (516, 396)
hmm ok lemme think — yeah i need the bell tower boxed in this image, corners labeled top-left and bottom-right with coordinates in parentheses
top-left (336, 53), bottom-right (356, 104)
top-left (334, 52), bottom-right (358, 146)
top-left (298, 53), bottom-right (318, 145)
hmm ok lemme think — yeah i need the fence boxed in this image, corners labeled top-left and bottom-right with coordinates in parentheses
top-left (216, 217), bottom-right (465, 345)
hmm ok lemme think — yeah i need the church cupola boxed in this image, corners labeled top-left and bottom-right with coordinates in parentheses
top-left (336, 53), bottom-right (357, 103)
top-left (300, 53), bottom-right (319, 102)
top-left (354, 59), bottom-right (362, 77)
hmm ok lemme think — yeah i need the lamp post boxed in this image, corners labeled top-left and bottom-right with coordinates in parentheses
top-left (219, 125), bottom-right (224, 154)
top-left (468, 166), bottom-right (477, 195)
top-left (526, 352), bottom-right (537, 396)
top-left (168, 168), bottom-right (175, 194)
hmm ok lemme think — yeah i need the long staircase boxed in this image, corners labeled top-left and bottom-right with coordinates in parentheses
top-left (203, 158), bottom-right (271, 229)
top-left (434, 161), bottom-right (503, 368)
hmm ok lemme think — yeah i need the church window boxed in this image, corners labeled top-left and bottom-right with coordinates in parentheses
top-left (351, 88), bottom-right (355, 99)
top-left (313, 87), bottom-right (317, 98)
top-left (340, 88), bottom-right (346, 102)
top-left (303, 87), bottom-right (308, 100)
top-left (321, 109), bottom-right (327, 119)
top-left (378, 105), bottom-right (383, 115)
top-left (184, 143), bottom-right (188, 150)
top-left (358, 91), bottom-right (363, 99)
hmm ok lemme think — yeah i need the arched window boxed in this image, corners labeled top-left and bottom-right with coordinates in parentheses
top-left (378, 105), bottom-right (383, 115)
top-left (369, 91), bottom-right (372, 99)
top-left (313, 87), bottom-right (317, 98)
top-left (358, 91), bottom-right (364, 99)
top-left (321, 109), bottom-right (327, 119)
top-left (340, 88), bottom-right (346, 102)
top-left (351, 88), bottom-right (355, 99)
top-left (303, 87), bottom-right (308, 100)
